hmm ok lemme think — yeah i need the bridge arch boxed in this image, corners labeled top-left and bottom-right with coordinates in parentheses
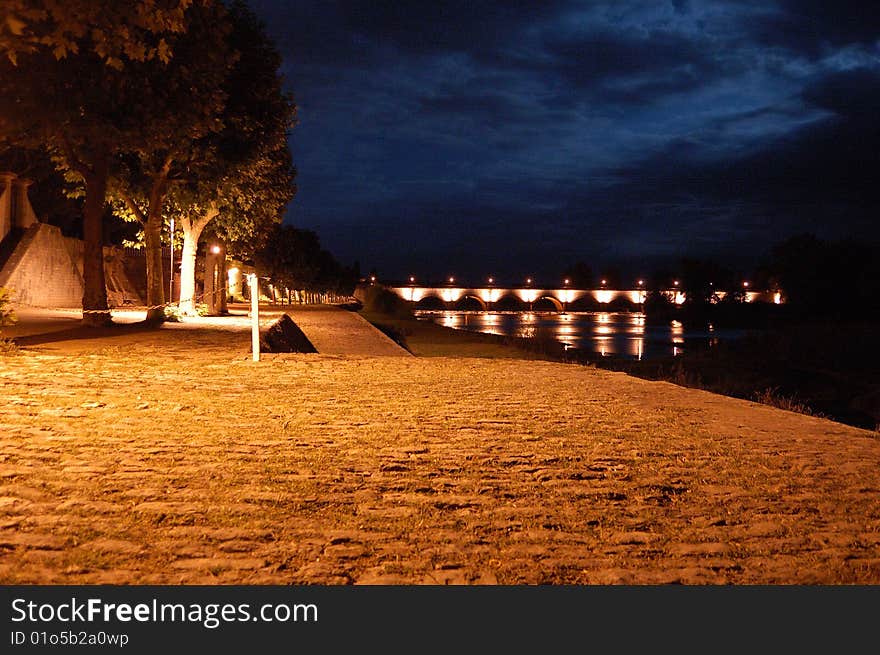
top-left (607, 295), bottom-right (638, 312)
top-left (493, 293), bottom-right (527, 311)
top-left (533, 295), bottom-right (564, 312)
top-left (414, 294), bottom-right (446, 310)
top-left (567, 294), bottom-right (600, 311)
top-left (454, 294), bottom-right (487, 311)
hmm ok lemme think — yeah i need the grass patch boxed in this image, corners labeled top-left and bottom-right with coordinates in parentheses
top-left (752, 387), bottom-right (825, 418)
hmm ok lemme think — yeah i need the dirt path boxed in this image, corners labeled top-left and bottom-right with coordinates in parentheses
top-left (1, 319), bottom-right (879, 584)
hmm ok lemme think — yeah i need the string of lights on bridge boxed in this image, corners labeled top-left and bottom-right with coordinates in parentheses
top-left (366, 274), bottom-right (776, 311)
top-left (368, 274), bottom-right (754, 290)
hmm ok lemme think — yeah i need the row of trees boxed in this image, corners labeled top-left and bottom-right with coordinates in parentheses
top-left (0, 0), bottom-right (296, 325)
top-left (254, 224), bottom-right (360, 299)
top-left (559, 260), bottom-right (751, 295)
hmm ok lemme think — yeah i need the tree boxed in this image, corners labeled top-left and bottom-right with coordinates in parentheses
top-left (109, 1), bottom-right (232, 323)
top-left (171, 1), bottom-right (296, 315)
top-left (0, 49), bottom-right (131, 325)
top-left (0, 1), bottom-right (197, 326)
top-left (254, 226), bottom-right (322, 292)
top-left (678, 257), bottom-right (731, 306)
top-left (254, 224), bottom-right (357, 300)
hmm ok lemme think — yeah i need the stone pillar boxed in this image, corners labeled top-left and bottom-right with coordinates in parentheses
top-left (204, 246), bottom-right (219, 315)
top-left (204, 242), bottom-right (228, 315)
top-left (0, 172), bottom-right (15, 243)
top-left (13, 177), bottom-right (38, 229)
top-left (218, 253), bottom-right (228, 314)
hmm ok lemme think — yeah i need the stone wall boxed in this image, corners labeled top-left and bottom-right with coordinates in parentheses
top-left (0, 223), bottom-right (143, 309)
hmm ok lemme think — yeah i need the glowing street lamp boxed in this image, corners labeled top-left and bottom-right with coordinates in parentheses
top-left (743, 281), bottom-right (750, 288)
top-left (488, 277), bottom-right (494, 285)
top-left (210, 244), bottom-right (221, 255)
top-left (637, 279), bottom-right (644, 286)
top-left (448, 276), bottom-right (455, 284)
top-left (409, 276), bottom-right (415, 284)
top-left (370, 275), bottom-right (376, 283)
top-left (601, 279), bottom-right (607, 286)
top-left (564, 278), bottom-right (570, 286)
top-left (673, 280), bottom-right (679, 287)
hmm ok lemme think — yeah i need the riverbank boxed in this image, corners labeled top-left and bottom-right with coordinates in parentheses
top-left (360, 309), bottom-right (880, 431)
top-left (566, 320), bottom-right (880, 432)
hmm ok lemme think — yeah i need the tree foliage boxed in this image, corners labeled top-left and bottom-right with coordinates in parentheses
top-left (106, 0), bottom-right (233, 321)
top-left (254, 225), bottom-right (358, 296)
top-left (164, 0), bottom-right (297, 314)
top-left (678, 257), bottom-right (733, 306)
top-left (1, 0), bottom-right (193, 68)
top-left (0, 0), bottom-right (210, 325)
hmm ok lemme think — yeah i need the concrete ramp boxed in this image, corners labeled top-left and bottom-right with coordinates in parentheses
top-left (284, 305), bottom-right (411, 357)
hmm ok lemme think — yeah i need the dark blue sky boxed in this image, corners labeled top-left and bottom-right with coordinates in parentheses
top-left (246, 0), bottom-right (880, 282)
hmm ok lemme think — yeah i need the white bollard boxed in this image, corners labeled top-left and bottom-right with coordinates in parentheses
top-left (248, 273), bottom-right (260, 362)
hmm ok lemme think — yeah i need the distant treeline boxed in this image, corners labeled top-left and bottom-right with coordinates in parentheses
top-left (253, 224), bottom-right (359, 297)
top-left (561, 233), bottom-right (879, 326)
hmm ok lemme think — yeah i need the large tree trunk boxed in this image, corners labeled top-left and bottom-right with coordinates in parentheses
top-left (178, 207), bottom-right (218, 316)
top-left (133, 159), bottom-right (173, 325)
top-left (178, 225), bottom-right (199, 316)
top-left (81, 164), bottom-right (111, 327)
top-left (142, 212), bottom-right (165, 324)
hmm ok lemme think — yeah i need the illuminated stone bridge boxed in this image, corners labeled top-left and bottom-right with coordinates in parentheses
top-left (387, 284), bottom-right (777, 311)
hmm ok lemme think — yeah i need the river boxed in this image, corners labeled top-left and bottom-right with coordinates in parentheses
top-left (415, 310), bottom-right (748, 360)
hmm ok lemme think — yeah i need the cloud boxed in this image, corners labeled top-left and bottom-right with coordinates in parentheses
top-left (750, 0), bottom-right (880, 58)
top-left (244, 0), bottom-right (880, 278)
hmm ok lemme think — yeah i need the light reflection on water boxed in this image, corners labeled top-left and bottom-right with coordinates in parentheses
top-left (415, 311), bottom-right (745, 360)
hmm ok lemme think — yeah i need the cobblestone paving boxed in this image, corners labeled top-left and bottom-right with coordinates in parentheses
top-left (1, 323), bottom-right (879, 584)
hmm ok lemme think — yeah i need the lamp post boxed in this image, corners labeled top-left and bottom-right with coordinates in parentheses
top-left (248, 273), bottom-right (260, 362)
top-left (168, 216), bottom-right (174, 305)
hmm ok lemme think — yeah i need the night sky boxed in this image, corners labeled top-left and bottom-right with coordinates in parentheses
top-left (246, 0), bottom-right (880, 283)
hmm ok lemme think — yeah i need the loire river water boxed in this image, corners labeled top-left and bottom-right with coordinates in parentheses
top-left (415, 311), bottom-right (746, 360)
